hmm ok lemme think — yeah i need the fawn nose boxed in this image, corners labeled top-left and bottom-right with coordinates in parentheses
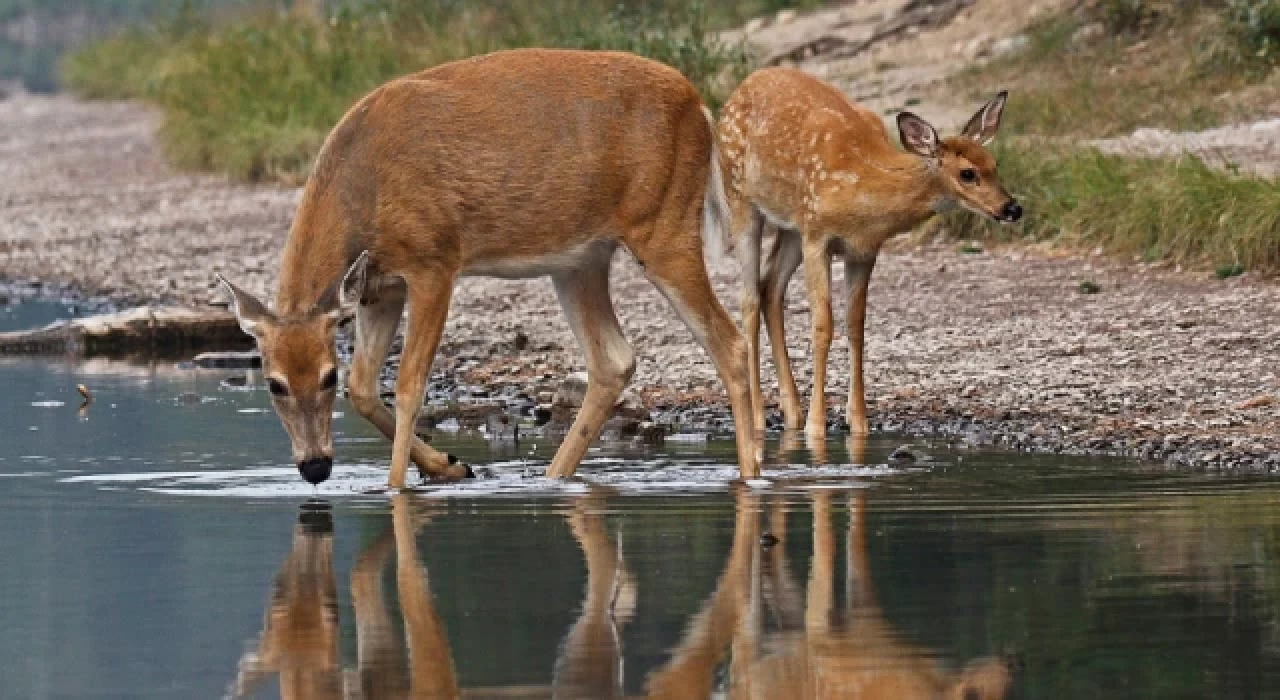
top-left (297, 456), bottom-right (333, 485)
top-left (1001, 200), bottom-right (1023, 222)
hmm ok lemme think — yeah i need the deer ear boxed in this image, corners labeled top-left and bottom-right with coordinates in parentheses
top-left (317, 251), bottom-right (370, 324)
top-left (962, 91), bottom-right (1008, 146)
top-left (216, 275), bottom-right (273, 339)
top-left (897, 111), bottom-right (940, 158)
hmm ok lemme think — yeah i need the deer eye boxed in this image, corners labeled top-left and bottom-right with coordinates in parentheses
top-left (266, 378), bottom-right (289, 397)
top-left (321, 368), bottom-right (338, 391)
top-left (960, 168), bottom-right (979, 184)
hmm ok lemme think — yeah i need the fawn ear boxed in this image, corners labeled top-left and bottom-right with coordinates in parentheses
top-left (316, 251), bottom-right (370, 324)
top-left (897, 111), bottom-right (940, 158)
top-left (216, 276), bottom-right (273, 339)
top-left (962, 91), bottom-right (1008, 146)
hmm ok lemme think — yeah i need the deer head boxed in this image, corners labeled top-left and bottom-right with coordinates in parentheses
top-left (897, 91), bottom-right (1023, 225)
top-left (216, 253), bottom-right (369, 484)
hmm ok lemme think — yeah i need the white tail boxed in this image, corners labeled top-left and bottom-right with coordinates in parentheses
top-left (701, 106), bottom-right (732, 267)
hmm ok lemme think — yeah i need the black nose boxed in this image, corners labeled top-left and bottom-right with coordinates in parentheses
top-left (297, 456), bottom-right (333, 485)
top-left (1001, 200), bottom-right (1023, 222)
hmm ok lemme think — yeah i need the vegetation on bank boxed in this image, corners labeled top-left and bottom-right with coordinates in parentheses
top-left (946, 0), bottom-right (1280, 272)
top-left (63, 0), bottom-right (813, 183)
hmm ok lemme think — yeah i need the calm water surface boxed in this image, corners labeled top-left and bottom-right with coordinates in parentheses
top-left (3, 348), bottom-right (1280, 698)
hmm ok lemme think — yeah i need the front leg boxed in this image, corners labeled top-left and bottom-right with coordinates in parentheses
top-left (390, 268), bottom-right (455, 489)
top-left (843, 255), bottom-right (876, 436)
top-left (802, 244), bottom-right (833, 440)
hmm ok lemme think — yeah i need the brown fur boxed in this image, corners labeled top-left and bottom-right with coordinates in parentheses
top-left (219, 49), bottom-right (761, 487)
top-left (716, 68), bottom-right (1017, 439)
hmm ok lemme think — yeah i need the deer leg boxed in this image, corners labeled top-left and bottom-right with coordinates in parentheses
top-left (843, 255), bottom-right (876, 436)
top-left (802, 244), bottom-right (834, 440)
top-left (637, 244), bottom-right (760, 478)
top-left (738, 211), bottom-right (766, 436)
top-left (553, 493), bottom-right (628, 698)
top-left (391, 494), bottom-right (460, 698)
top-left (846, 490), bottom-right (875, 610)
top-left (760, 228), bottom-right (803, 431)
top-left (805, 491), bottom-right (836, 636)
top-left (348, 279), bottom-right (467, 483)
top-left (389, 268), bottom-right (456, 489)
top-left (546, 251), bottom-right (636, 479)
top-left (350, 529), bottom-right (410, 698)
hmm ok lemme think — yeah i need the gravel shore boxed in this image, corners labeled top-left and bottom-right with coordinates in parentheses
top-left (3, 95), bottom-right (1280, 470)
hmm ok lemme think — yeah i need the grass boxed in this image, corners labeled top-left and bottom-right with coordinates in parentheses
top-left (945, 1), bottom-right (1280, 272)
top-left (63, 0), bottom-right (815, 182)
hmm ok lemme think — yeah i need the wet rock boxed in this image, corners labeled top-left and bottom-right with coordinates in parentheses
top-left (193, 350), bottom-right (261, 369)
top-left (552, 372), bottom-right (589, 409)
top-left (888, 445), bottom-right (927, 465)
top-left (601, 416), bottom-right (641, 441)
top-left (220, 375), bottom-right (249, 389)
top-left (533, 403), bottom-right (554, 426)
top-left (635, 421), bottom-right (665, 446)
top-left (176, 391), bottom-right (201, 405)
top-left (485, 412), bottom-right (518, 443)
top-left (614, 389), bottom-right (649, 421)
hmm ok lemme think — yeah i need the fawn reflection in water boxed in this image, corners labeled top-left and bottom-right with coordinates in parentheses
top-left (229, 479), bottom-right (1015, 698)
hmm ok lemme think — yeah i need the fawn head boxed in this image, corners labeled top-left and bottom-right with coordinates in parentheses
top-left (897, 91), bottom-right (1022, 224)
top-left (217, 254), bottom-right (369, 485)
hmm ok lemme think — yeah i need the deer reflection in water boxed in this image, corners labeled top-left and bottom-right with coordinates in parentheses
top-left (228, 473), bottom-right (1015, 699)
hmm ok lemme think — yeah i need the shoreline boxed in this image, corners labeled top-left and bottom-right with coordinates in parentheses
top-left (3, 94), bottom-right (1280, 473)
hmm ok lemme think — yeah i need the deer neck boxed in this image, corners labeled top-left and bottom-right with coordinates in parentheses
top-left (275, 183), bottom-right (358, 317)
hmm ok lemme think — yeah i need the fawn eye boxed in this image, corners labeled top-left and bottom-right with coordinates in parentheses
top-left (960, 168), bottom-right (978, 184)
top-left (266, 378), bottom-right (289, 397)
top-left (321, 368), bottom-right (338, 391)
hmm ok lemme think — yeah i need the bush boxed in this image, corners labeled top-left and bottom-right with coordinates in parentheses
top-left (64, 0), bottom-right (761, 182)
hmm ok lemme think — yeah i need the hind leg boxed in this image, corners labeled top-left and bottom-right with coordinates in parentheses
top-left (737, 210), bottom-right (766, 435)
top-left (545, 246), bottom-right (637, 479)
top-left (760, 228), bottom-right (803, 430)
top-left (633, 241), bottom-right (760, 479)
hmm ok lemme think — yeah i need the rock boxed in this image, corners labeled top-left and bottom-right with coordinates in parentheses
top-left (193, 350), bottom-right (261, 369)
top-left (635, 421), bottom-right (665, 446)
top-left (176, 391), bottom-right (201, 405)
top-left (601, 416), bottom-right (641, 441)
top-left (888, 445), bottom-right (925, 465)
top-left (1235, 394), bottom-right (1277, 410)
top-left (743, 17), bottom-right (767, 34)
top-left (614, 389), bottom-right (649, 421)
top-left (775, 8), bottom-right (797, 24)
top-left (552, 371), bottom-right (590, 409)
top-left (485, 412), bottom-right (518, 443)
top-left (990, 34), bottom-right (1029, 58)
top-left (534, 403), bottom-right (554, 426)
top-left (220, 375), bottom-right (249, 389)
top-left (1072, 22), bottom-right (1106, 46)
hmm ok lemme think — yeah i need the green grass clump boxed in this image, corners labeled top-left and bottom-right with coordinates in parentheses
top-left (946, 143), bottom-right (1280, 272)
top-left (62, 0), bottom-right (772, 182)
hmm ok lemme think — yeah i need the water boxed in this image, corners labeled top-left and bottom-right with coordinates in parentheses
top-left (3, 350), bottom-right (1280, 698)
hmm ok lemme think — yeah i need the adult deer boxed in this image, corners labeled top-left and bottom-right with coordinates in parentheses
top-left (217, 49), bottom-right (759, 488)
top-left (716, 68), bottom-right (1021, 439)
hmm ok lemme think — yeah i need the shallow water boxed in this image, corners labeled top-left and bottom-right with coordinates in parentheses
top-left (4, 354), bottom-right (1280, 699)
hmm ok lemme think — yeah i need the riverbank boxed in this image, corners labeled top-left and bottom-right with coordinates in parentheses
top-left (3, 94), bottom-right (1279, 471)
